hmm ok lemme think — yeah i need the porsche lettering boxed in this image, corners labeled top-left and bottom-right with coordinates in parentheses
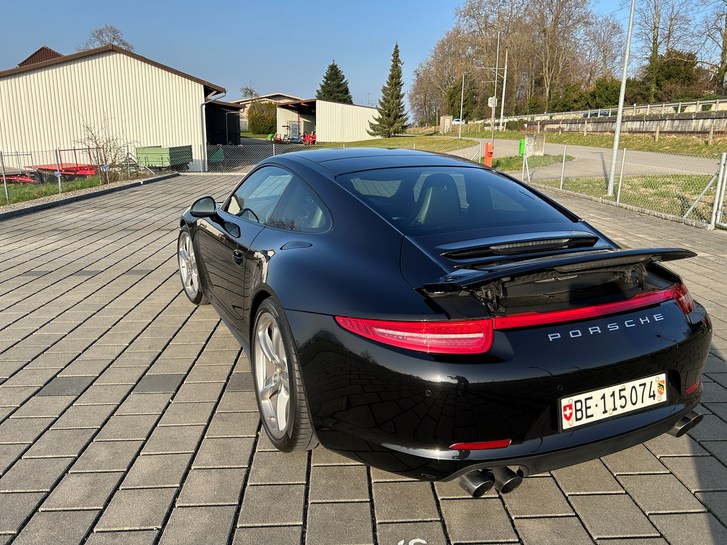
top-left (547, 313), bottom-right (665, 342)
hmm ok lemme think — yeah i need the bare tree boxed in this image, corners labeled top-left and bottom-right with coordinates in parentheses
top-left (528, 0), bottom-right (591, 111)
top-left (240, 85), bottom-right (258, 99)
top-left (581, 14), bottom-right (625, 85)
top-left (79, 25), bottom-right (134, 51)
top-left (699, 0), bottom-right (727, 90)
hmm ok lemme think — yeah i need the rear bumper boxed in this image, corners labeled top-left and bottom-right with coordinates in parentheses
top-left (287, 302), bottom-right (711, 481)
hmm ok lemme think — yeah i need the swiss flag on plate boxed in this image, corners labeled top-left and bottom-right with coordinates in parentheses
top-left (563, 403), bottom-right (574, 422)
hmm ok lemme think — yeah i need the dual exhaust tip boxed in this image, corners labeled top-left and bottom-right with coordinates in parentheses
top-left (456, 466), bottom-right (522, 497)
top-left (456, 410), bottom-right (703, 497)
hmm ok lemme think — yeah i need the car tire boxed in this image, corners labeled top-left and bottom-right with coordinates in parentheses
top-left (252, 298), bottom-right (317, 452)
top-left (177, 228), bottom-right (208, 305)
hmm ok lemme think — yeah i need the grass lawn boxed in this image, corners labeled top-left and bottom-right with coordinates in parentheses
top-left (534, 173), bottom-right (716, 222)
top-left (492, 154), bottom-right (573, 171)
top-left (3, 175), bottom-right (131, 206)
top-left (316, 135), bottom-right (479, 153)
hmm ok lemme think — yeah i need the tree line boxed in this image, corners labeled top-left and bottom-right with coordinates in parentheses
top-left (409, 0), bottom-right (727, 125)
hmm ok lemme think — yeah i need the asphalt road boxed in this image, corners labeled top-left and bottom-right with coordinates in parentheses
top-left (449, 138), bottom-right (719, 182)
top-left (0, 174), bottom-right (725, 545)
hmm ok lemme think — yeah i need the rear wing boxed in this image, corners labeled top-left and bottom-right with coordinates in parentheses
top-left (420, 248), bottom-right (696, 293)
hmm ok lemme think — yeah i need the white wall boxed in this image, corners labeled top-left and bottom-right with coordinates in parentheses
top-left (316, 101), bottom-right (377, 142)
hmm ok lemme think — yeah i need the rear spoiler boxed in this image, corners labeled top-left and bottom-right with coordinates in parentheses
top-left (420, 248), bottom-right (696, 293)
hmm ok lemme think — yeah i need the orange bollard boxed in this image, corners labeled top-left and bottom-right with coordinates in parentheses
top-left (484, 142), bottom-right (494, 167)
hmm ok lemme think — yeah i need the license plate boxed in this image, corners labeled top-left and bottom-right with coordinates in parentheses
top-left (560, 373), bottom-right (667, 430)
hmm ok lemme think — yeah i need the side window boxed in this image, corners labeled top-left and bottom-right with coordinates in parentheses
top-left (268, 180), bottom-right (330, 233)
top-left (225, 166), bottom-right (293, 223)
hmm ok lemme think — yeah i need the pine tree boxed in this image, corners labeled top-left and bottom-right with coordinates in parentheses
top-left (316, 62), bottom-right (353, 104)
top-left (368, 43), bottom-right (408, 138)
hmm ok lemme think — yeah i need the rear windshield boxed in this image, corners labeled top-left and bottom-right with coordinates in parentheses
top-left (336, 167), bottom-right (573, 235)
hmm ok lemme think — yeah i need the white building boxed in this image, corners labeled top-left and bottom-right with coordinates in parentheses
top-left (276, 99), bottom-right (378, 142)
top-left (0, 45), bottom-right (227, 168)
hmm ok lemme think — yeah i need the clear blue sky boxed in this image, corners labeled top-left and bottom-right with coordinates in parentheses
top-left (1, 0), bottom-right (624, 106)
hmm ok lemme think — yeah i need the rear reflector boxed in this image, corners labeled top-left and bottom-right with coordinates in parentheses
top-left (334, 317), bottom-right (494, 354)
top-left (685, 380), bottom-right (701, 396)
top-left (336, 283), bottom-right (692, 354)
top-left (449, 439), bottom-right (511, 450)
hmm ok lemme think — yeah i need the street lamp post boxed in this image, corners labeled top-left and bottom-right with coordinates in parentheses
top-left (608, 0), bottom-right (636, 196)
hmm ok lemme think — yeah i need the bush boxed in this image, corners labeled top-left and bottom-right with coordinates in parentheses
top-left (248, 101), bottom-right (277, 135)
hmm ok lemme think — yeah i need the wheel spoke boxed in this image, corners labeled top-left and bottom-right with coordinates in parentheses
top-left (261, 373), bottom-right (280, 400)
top-left (276, 382), bottom-right (289, 431)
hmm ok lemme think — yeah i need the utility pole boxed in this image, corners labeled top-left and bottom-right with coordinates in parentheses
top-left (491, 31), bottom-right (501, 143)
top-left (499, 47), bottom-right (508, 131)
top-left (608, 0), bottom-right (636, 196)
top-left (458, 73), bottom-right (465, 139)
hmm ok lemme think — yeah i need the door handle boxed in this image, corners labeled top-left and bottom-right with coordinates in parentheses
top-left (233, 249), bottom-right (244, 265)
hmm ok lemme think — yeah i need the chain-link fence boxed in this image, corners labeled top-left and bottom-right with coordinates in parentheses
top-left (3, 142), bottom-right (726, 230)
top-left (517, 148), bottom-right (727, 230)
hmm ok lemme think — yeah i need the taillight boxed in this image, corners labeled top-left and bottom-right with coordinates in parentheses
top-left (336, 284), bottom-right (693, 354)
top-left (670, 283), bottom-right (695, 314)
top-left (334, 317), bottom-right (494, 354)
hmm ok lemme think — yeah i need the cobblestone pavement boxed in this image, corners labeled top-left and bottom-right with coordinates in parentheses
top-left (0, 174), bottom-right (725, 545)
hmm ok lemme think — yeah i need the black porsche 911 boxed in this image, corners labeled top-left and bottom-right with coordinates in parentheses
top-left (178, 148), bottom-right (711, 496)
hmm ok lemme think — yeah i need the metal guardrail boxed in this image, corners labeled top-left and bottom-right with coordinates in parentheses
top-left (503, 97), bottom-right (727, 124)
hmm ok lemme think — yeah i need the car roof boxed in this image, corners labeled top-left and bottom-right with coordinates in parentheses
top-left (268, 147), bottom-right (480, 176)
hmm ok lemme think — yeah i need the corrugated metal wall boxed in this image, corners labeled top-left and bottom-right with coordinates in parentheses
top-left (0, 51), bottom-right (206, 161)
top-left (316, 101), bottom-right (377, 142)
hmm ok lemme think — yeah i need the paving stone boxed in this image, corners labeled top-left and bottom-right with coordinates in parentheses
top-left (516, 516), bottom-right (592, 545)
top-left (185, 364), bottom-right (231, 383)
top-left (141, 425), bottom-right (205, 455)
top-left (42, 471), bottom-right (123, 510)
top-left (440, 498), bottom-right (518, 543)
top-left (696, 490), bottom-right (727, 527)
top-left (71, 441), bottom-right (144, 473)
top-left (0, 458), bottom-right (73, 492)
top-left (12, 509), bottom-right (98, 545)
top-left (192, 437), bottom-right (255, 469)
top-left (661, 456), bottom-right (727, 492)
top-left (157, 402), bottom-right (215, 426)
top-left (309, 465), bottom-right (369, 503)
top-left (145, 358), bottom-right (196, 376)
top-left (232, 525), bottom-right (302, 545)
top-left (552, 459), bottom-right (624, 494)
top-left (687, 414), bottom-right (727, 441)
top-left (158, 505), bottom-right (236, 545)
top-left (75, 384), bottom-right (134, 405)
top-left (115, 393), bottom-right (172, 415)
top-left (237, 484), bottom-right (305, 526)
top-left (95, 367), bottom-right (147, 385)
top-left (95, 487), bottom-right (177, 531)
top-left (111, 352), bottom-right (158, 368)
top-left (651, 512), bottom-right (727, 545)
top-left (0, 386), bottom-right (39, 407)
top-left (646, 431), bottom-right (709, 457)
top-left (377, 521), bottom-right (447, 545)
top-left (0, 368), bottom-right (58, 387)
top-left (602, 444), bottom-right (670, 475)
top-left (225, 373), bottom-right (254, 392)
top-left (84, 530), bottom-right (159, 545)
top-left (433, 476), bottom-right (498, 499)
top-left (11, 396), bottom-right (75, 418)
top-left (0, 444), bottom-right (27, 475)
top-left (311, 447), bottom-right (365, 467)
top-left (569, 494), bottom-right (659, 538)
top-left (503, 476), bottom-right (573, 517)
top-left (176, 468), bottom-right (246, 506)
top-left (0, 417), bottom-right (53, 444)
top-left (95, 415), bottom-right (159, 442)
top-left (701, 382), bottom-right (727, 402)
top-left (619, 474), bottom-right (708, 513)
top-left (121, 453), bottom-right (193, 489)
top-left (58, 359), bottom-right (111, 377)
top-left (373, 481), bottom-right (438, 522)
top-left (0, 492), bottom-right (44, 534)
top-left (594, 539), bottom-right (667, 545)
top-left (305, 501), bottom-right (373, 545)
top-left (133, 374), bottom-right (185, 394)
top-left (206, 411), bottom-right (259, 437)
top-left (173, 382), bottom-right (225, 402)
top-left (247, 450), bottom-right (308, 485)
top-left (23, 428), bottom-right (95, 458)
top-left (216, 391), bottom-right (258, 413)
top-left (702, 440), bottom-right (727, 465)
top-left (52, 404), bottom-right (116, 429)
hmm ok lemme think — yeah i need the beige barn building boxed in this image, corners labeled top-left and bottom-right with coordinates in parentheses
top-left (0, 45), bottom-right (231, 169)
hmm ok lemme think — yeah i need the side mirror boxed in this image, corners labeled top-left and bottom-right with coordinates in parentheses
top-left (190, 196), bottom-right (217, 217)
